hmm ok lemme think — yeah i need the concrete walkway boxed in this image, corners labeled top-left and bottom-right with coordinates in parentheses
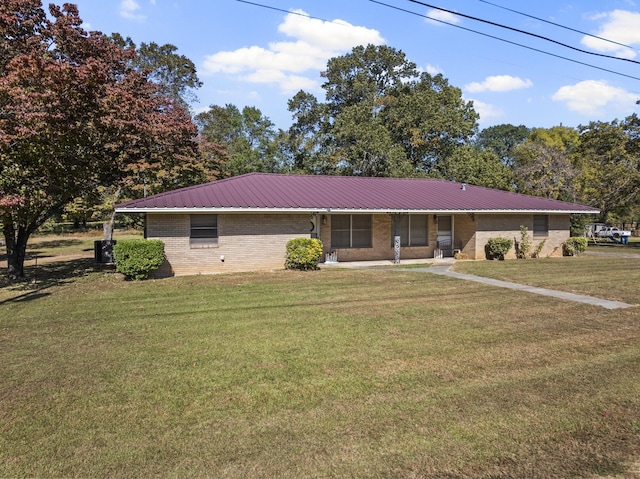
top-left (322, 259), bottom-right (634, 310)
top-left (423, 260), bottom-right (633, 310)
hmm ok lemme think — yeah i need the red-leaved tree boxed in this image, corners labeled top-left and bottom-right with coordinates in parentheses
top-left (0, 1), bottom-right (199, 279)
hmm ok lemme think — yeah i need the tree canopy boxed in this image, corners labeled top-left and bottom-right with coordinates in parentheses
top-left (0, 1), bottom-right (199, 278)
top-left (195, 104), bottom-right (286, 177)
top-left (110, 34), bottom-right (202, 111)
top-left (435, 145), bottom-right (513, 191)
top-left (574, 117), bottom-right (640, 221)
top-left (474, 124), bottom-right (530, 166)
top-left (287, 44), bottom-right (479, 176)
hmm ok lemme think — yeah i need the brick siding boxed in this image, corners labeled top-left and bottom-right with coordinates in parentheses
top-left (474, 214), bottom-right (569, 259)
top-left (147, 212), bottom-right (571, 276)
top-left (147, 213), bottom-right (309, 276)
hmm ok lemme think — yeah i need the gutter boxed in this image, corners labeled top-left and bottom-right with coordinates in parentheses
top-left (115, 207), bottom-right (600, 215)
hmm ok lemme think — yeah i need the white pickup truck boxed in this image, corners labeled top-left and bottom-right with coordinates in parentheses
top-left (595, 226), bottom-right (632, 244)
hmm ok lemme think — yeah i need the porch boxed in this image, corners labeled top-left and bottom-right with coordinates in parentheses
top-left (315, 213), bottom-right (476, 263)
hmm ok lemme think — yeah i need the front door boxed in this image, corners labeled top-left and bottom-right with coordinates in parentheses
top-left (437, 215), bottom-right (453, 256)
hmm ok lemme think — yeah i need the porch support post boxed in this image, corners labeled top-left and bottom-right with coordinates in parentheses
top-left (394, 235), bottom-right (401, 264)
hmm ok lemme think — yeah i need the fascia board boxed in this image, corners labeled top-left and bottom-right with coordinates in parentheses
top-left (115, 207), bottom-right (600, 215)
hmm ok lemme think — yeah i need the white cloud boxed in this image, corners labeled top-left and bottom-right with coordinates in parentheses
top-left (278, 10), bottom-right (383, 52)
top-left (468, 99), bottom-right (504, 120)
top-left (425, 9), bottom-right (461, 25)
top-left (241, 70), bottom-right (319, 95)
top-left (465, 75), bottom-right (533, 93)
top-left (581, 10), bottom-right (640, 59)
top-left (119, 0), bottom-right (145, 21)
top-left (552, 80), bottom-right (638, 116)
top-left (424, 64), bottom-right (444, 76)
top-left (202, 10), bottom-right (384, 94)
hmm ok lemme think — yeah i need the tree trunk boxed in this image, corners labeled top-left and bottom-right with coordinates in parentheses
top-left (3, 222), bottom-right (30, 280)
top-left (103, 187), bottom-right (122, 241)
top-left (103, 216), bottom-right (114, 242)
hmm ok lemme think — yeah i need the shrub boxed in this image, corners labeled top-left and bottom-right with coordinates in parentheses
top-left (533, 239), bottom-right (546, 258)
top-left (570, 214), bottom-right (593, 238)
top-left (564, 237), bottom-right (588, 256)
top-left (114, 239), bottom-right (165, 280)
top-left (285, 238), bottom-right (323, 271)
top-left (486, 237), bottom-right (513, 260)
top-left (516, 225), bottom-right (532, 259)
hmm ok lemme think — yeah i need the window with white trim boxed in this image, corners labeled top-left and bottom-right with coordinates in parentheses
top-left (393, 215), bottom-right (428, 246)
top-left (331, 215), bottom-right (372, 248)
top-left (190, 214), bottom-right (218, 247)
top-left (533, 215), bottom-right (548, 238)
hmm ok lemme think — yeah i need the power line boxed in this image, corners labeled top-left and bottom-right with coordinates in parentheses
top-left (368, 0), bottom-right (640, 82)
top-left (234, 0), bottom-right (350, 27)
top-left (233, 0), bottom-right (640, 83)
top-left (406, 0), bottom-right (640, 66)
top-left (477, 0), bottom-right (638, 53)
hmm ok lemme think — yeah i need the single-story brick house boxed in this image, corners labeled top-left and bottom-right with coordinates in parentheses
top-left (115, 173), bottom-right (599, 276)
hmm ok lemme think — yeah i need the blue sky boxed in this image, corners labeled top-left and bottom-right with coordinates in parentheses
top-left (70, 0), bottom-right (640, 132)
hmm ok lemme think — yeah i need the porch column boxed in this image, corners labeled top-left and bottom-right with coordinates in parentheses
top-left (394, 235), bottom-right (401, 264)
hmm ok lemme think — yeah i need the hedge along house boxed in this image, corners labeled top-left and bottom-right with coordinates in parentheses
top-left (115, 173), bottom-right (599, 277)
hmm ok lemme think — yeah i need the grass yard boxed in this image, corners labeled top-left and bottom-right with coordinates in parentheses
top-left (13, 230), bottom-right (142, 259)
top-left (453, 250), bottom-right (640, 305)
top-left (1, 240), bottom-right (639, 478)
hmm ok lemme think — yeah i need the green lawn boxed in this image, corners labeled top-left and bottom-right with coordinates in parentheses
top-left (1, 245), bottom-right (639, 478)
top-left (453, 250), bottom-right (640, 305)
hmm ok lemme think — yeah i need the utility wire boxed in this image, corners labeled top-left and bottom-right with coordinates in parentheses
top-left (369, 0), bottom-right (640, 82)
top-left (234, 0), bottom-right (347, 26)
top-left (406, 0), bottom-right (640, 66)
top-left (234, 0), bottom-right (640, 82)
top-left (477, 0), bottom-right (638, 53)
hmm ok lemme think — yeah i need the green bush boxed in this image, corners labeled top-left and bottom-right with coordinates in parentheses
top-left (486, 237), bottom-right (513, 260)
top-left (114, 239), bottom-right (165, 280)
top-left (285, 238), bottom-right (323, 271)
top-left (570, 214), bottom-right (594, 238)
top-left (564, 237), bottom-right (588, 256)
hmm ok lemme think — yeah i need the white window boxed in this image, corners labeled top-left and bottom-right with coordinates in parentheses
top-left (190, 215), bottom-right (218, 247)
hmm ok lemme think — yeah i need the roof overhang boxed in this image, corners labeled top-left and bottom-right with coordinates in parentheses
top-left (115, 207), bottom-right (600, 215)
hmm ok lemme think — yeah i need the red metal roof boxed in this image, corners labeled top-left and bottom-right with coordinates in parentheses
top-left (115, 173), bottom-right (599, 214)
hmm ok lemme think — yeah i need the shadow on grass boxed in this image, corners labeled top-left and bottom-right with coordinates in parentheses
top-left (589, 240), bottom-right (640, 249)
top-left (0, 239), bottom-right (90, 262)
top-left (0, 258), bottom-right (114, 305)
top-left (29, 238), bottom-right (84, 250)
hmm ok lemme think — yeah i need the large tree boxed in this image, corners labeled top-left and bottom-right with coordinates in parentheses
top-left (574, 117), bottom-right (640, 221)
top-left (474, 124), bottom-right (530, 166)
top-left (513, 142), bottom-right (577, 200)
top-left (287, 44), bottom-right (478, 176)
top-left (0, 1), bottom-right (198, 278)
top-left (512, 126), bottom-right (580, 201)
top-left (435, 145), bottom-right (513, 190)
top-left (76, 33), bottom-right (212, 239)
top-left (195, 104), bottom-right (285, 176)
top-left (111, 34), bottom-right (202, 110)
